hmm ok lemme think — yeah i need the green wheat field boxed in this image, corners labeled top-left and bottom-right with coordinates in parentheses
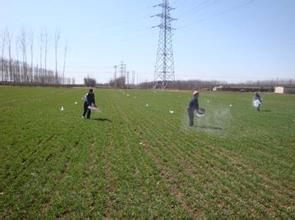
top-left (0, 86), bottom-right (294, 218)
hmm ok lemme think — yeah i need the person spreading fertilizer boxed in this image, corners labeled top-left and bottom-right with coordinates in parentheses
top-left (82, 89), bottom-right (96, 119)
top-left (188, 90), bottom-right (205, 127)
top-left (253, 92), bottom-right (262, 111)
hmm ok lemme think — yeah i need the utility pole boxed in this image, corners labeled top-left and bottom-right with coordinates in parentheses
top-left (113, 65), bottom-right (117, 80)
top-left (132, 71), bottom-right (135, 85)
top-left (127, 71), bottom-right (129, 88)
top-left (113, 65), bottom-right (117, 87)
top-left (124, 64), bottom-right (127, 80)
top-left (152, 0), bottom-right (176, 89)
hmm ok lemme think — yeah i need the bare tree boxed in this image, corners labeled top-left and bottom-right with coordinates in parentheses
top-left (44, 29), bottom-right (48, 84)
top-left (7, 31), bottom-right (13, 82)
top-left (39, 30), bottom-right (43, 83)
top-left (29, 31), bottom-right (34, 83)
top-left (1, 31), bottom-right (5, 82)
top-left (15, 38), bottom-right (21, 82)
top-left (0, 28), bottom-right (73, 85)
top-left (54, 30), bottom-right (60, 84)
top-left (62, 41), bottom-right (67, 84)
top-left (20, 28), bottom-right (28, 82)
top-left (84, 76), bottom-right (96, 87)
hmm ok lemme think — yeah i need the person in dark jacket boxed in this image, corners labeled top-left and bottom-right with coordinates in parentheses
top-left (188, 90), bottom-right (199, 126)
top-left (82, 89), bottom-right (96, 119)
top-left (253, 92), bottom-right (262, 111)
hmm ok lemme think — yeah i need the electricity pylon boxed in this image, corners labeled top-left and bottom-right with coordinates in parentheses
top-left (152, 0), bottom-right (176, 89)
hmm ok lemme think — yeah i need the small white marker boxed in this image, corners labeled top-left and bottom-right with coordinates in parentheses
top-left (60, 106), bottom-right (64, 111)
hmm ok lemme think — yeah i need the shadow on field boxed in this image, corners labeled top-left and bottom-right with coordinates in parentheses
top-left (93, 118), bottom-right (112, 123)
top-left (197, 125), bottom-right (223, 130)
top-left (261, 109), bottom-right (271, 112)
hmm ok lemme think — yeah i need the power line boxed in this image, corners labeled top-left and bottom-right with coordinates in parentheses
top-left (177, 0), bottom-right (256, 29)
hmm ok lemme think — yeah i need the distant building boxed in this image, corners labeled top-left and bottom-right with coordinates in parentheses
top-left (274, 87), bottom-right (284, 94)
top-left (274, 86), bottom-right (295, 94)
top-left (212, 85), bottom-right (223, 91)
top-left (212, 86), bottom-right (273, 92)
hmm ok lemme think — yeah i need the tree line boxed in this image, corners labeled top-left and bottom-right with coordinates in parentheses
top-left (135, 79), bottom-right (295, 90)
top-left (0, 28), bottom-right (74, 85)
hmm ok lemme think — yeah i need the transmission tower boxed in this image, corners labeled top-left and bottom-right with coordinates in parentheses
top-left (152, 0), bottom-right (176, 89)
top-left (127, 71), bottom-right (129, 87)
top-left (113, 65), bottom-right (117, 87)
top-left (120, 62), bottom-right (124, 77)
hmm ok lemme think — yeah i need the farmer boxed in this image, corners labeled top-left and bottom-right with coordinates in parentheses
top-left (254, 92), bottom-right (262, 111)
top-left (82, 88), bottom-right (96, 119)
top-left (188, 90), bottom-right (199, 126)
